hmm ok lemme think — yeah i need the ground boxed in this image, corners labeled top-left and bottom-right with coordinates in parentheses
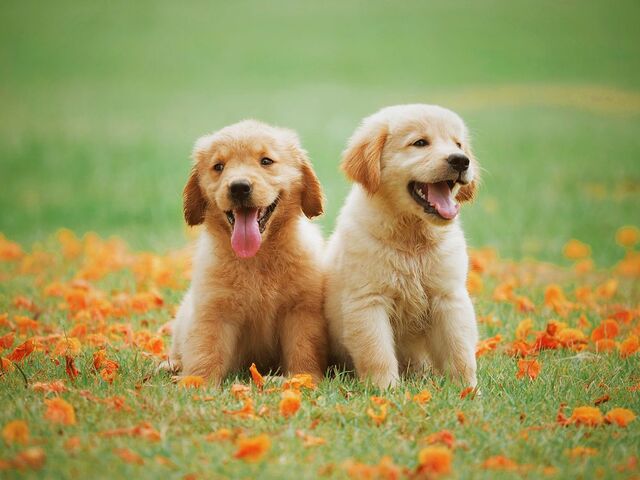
top-left (0, 232), bottom-right (638, 479)
top-left (0, 0), bottom-right (639, 478)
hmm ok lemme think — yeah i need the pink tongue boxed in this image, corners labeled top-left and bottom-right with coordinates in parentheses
top-left (426, 182), bottom-right (459, 220)
top-left (231, 208), bottom-right (262, 258)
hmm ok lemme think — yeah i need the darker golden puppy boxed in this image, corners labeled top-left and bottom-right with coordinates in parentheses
top-left (165, 120), bottom-right (327, 384)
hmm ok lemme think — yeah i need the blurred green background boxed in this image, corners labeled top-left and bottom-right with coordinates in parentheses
top-left (1, 0), bottom-right (639, 264)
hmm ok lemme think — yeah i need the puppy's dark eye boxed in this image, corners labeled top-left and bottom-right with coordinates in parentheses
top-left (213, 163), bottom-right (224, 172)
top-left (456, 141), bottom-right (462, 148)
top-left (260, 157), bottom-right (274, 166)
top-left (412, 139), bottom-right (429, 147)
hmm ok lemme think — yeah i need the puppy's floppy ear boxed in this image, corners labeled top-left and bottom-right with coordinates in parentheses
top-left (282, 128), bottom-right (324, 219)
top-left (183, 166), bottom-right (207, 225)
top-left (456, 144), bottom-right (479, 203)
top-left (300, 160), bottom-right (324, 218)
top-left (341, 117), bottom-right (388, 194)
top-left (183, 134), bottom-right (214, 225)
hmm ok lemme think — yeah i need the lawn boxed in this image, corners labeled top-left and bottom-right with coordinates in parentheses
top-left (1, 0), bottom-right (639, 478)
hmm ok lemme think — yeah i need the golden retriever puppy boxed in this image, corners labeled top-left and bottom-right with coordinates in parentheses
top-left (167, 120), bottom-right (327, 384)
top-left (325, 104), bottom-right (479, 389)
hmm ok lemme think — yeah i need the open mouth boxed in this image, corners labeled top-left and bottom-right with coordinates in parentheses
top-left (225, 198), bottom-right (278, 234)
top-left (224, 198), bottom-right (278, 258)
top-left (408, 180), bottom-right (460, 220)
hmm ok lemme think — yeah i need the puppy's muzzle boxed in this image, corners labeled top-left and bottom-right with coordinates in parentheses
top-left (447, 153), bottom-right (470, 173)
top-left (229, 179), bottom-right (252, 202)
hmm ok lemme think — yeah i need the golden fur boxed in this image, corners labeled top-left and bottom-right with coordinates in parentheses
top-left (167, 120), bottom-right (328, 384)
top-left (325, 104), bottom-right (480, 388)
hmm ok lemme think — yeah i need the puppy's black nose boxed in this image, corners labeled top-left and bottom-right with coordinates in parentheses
top-left (229, 180), bottom-right (252, 201)
top-left (447, 153), bottom-right (470, 173)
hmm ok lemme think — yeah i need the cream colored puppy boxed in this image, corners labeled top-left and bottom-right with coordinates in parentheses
top-left (325, 104), bottom-right (479, 389)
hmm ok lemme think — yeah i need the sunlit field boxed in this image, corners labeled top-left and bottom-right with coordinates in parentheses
top-left (1, 0), bottom-right (639, 478)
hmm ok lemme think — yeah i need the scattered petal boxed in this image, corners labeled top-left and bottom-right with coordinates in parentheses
top-left (569, 406), bottom-right (603, 427)
top-left (563, 239), bottom-right (591, 260)
top-left (482, 455), bottom-right (519, 470)
top-left (413, 390), bottom-right (432, 405)
top-left (12, 447), bottom-right (45, 470)
top-left (516, 359), bottom-right (541, 380)
top-left (233, 434), bottom-right (270, 462)
top-left (43, 398), bottom-right (76, 425)
top-left (178, 375), bottom-right (204, 389)
top-left (417, 446), bottom-right (452, 476)
top-left (114, 448), bottom-right (144, 465)
top-left (604, 408), bottom-right (636, 427)
top-left (280, 389), bottom-right (302, 418)
top-left (2, 420), bottom-right (29, 445)
top-left (249, 363), bottom-right (264, 390)
top-left (616, 225), bottom-right (639, 248)
top-left (424, 430), bottom-right (455, 449)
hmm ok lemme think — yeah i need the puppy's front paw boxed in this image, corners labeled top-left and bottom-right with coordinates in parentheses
top-left (156, 359), bottom-right (182, 375)
top-left (368, 370), bottom-right (399, 390)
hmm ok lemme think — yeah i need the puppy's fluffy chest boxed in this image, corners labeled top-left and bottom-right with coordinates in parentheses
top-left (375, 247), bottom-right (446, 332)
top-left (194, 220), bottom-right (321, 326)
top-left (205, 254), bottom-right (301, 323)
top-left (356, 220), bottom-right (468, 334)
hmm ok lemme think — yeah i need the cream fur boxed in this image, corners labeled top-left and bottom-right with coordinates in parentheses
top-left (325, 104), bottom-right (479, 389)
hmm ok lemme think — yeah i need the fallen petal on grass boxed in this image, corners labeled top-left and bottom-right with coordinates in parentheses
top-left (233, 434), bottom-right (271, 462)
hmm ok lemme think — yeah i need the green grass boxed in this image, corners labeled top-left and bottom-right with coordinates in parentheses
top-left (1, 0), bottom-right (639, 478)
top-left (1, 0), bottom-right (639, 263)
top-left (0, 243), bottom-right (638, 479)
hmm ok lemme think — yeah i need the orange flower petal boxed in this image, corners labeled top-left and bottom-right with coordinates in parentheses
top-left (595, 339), bottom-right (617, 353)
top-left (52, 338), bottom-right (82, 357)
top-left (417, 446), bottom-right (452, 475)
top-left (413, 390), bottom-right (432, 405)
top-left (234, 434), bottom-right (271, 462)
top-left (223, 398), bottom-right (255, 419)
top-left (476, 334), bottom-right (502, 357)
top-left (249, 363), bottom-right (264, 390)
top-left (178, 375), bottom-right (204, 389)
top-left (425, 430), bottom-right (455, 449)
top-left (616, 225), bottom-right (639, 247)
top-left (604, 408), bottom-right (636, 427)
top-left (515, 318), bottom-right (534, 340)
top-left (619, 334), bottom-right (639, 357)
top-left (12, 447), bottom-right (45, 470)
top-left (482, 455), bottom-right (519, 470)
top-left (279, 389), bottom-right (302, 418)
top-left (6, 339), bottom-right (35, 362)
top-left (569, 406), bottom-right (603, 426)
top-left (591, 319), bottom-right (619, 341)
top-left (2, 420), bottom-right (29, 445)
top-left (282, 373), bottom-right (316, 390)
top-left (43, 398), bottom-right (76, 425)
top-left (114, 448), bottom-right (144, 465)
top-left (205, 428), bottom-right (235, 442)
top-left (563, 239), bottom-right (591, 260)
top-left (0, 332), bottom-right (14, 351)
top-left (516, 359), bottom-right (541, 380)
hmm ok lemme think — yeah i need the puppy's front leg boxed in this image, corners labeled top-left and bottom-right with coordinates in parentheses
top-left (342, 303), bottom-right (398, 389)
top-left (181, 315), bottom-right (240, 386)
top-left (280, 304), bottom-right (327, 383)
top-left (427, 291), bottom-right (478, 387)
